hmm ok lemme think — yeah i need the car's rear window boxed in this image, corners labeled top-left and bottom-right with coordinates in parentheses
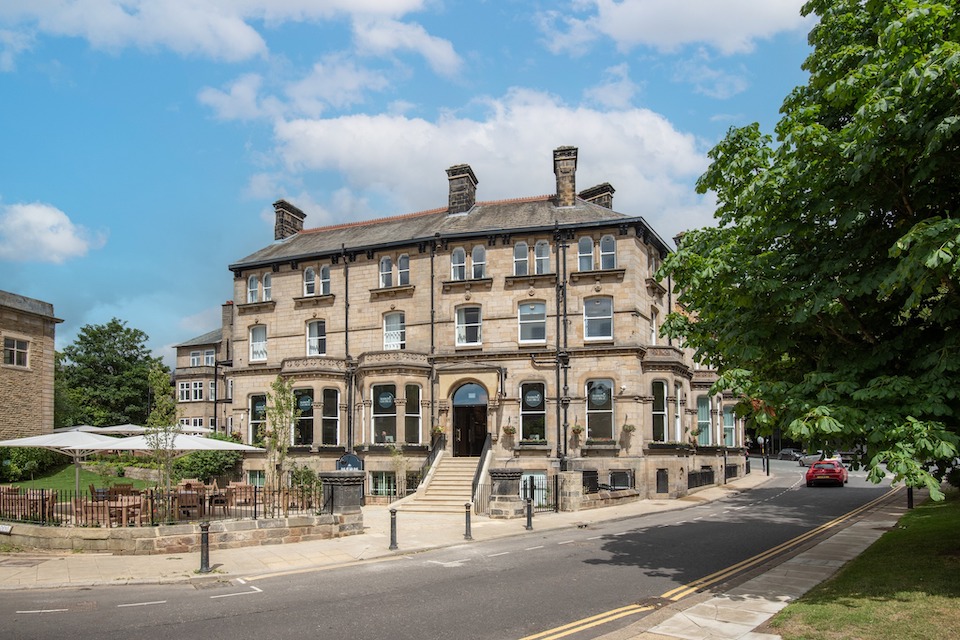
top-left (812, 463), bottom-right (836, 469)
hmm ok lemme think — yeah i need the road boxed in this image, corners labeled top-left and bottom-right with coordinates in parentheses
top-left (1, 460), bottom-right (893, 640)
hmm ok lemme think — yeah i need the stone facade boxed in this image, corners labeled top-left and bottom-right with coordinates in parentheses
top-left (0, 290), bottom-right (61, 439)
top-left (174, 147), bottom-right (746, 501)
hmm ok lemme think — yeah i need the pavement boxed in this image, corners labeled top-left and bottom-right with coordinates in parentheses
top-left (0, 470), bottom-right (910, 640)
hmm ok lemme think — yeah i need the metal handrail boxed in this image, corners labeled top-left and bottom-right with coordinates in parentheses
top-left (419, 432), bottom-right (446, 486)
top-left (471, 433), bottom-right (492, 497)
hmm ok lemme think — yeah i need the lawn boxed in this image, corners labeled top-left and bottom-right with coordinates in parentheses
top-left (10, 464), bottom-right (153, 493)
top-left (769, 488), bottom-right (960, 640)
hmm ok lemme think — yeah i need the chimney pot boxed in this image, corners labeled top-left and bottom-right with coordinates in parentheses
top-left (579, 182), bottom-right (615, 209)
top-left (553, 146), bottom-right (578, 207)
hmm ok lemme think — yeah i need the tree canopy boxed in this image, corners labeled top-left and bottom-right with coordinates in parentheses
top-left (661, 0), bottom-right (960, 497)
top-left (57, 318), bottom-right (167, 427)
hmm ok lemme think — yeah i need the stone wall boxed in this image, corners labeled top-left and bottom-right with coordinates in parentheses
top-left (1, 512), bottom-right (363, 555)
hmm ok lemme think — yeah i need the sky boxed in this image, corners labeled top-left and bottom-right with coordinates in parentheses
top-left (0, 0), bottom-right (815, 367)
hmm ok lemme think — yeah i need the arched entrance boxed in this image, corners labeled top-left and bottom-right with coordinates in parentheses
top-left (452, 383), bottom-right (488, 457)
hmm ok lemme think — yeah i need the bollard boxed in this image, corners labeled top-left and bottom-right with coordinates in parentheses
top-left (199, 521), bottom-right (211, 573)
top-left (464, 503), bottom-right (473, 540)
top-left (525, 497), bottom-right (533, 531)
top-left (765, 453), bottom-right (770, 476)
top-left (907, 487), bottom-right (914, 509)
top-left (389, 508), bottom-right (399, 550)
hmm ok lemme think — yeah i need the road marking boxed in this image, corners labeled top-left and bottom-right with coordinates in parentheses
top-left (587, 535), bottom-right (603, 540)
top-left (210, 586), bottom-right (262, 599)
top-left (118, 601), bottom-right (167, 608)
top-left (519, 603), bottom-right (655, 640)
top-left (525, 545), bottom-right (544, 551)
top-left (487, 552), bottom-right (510, 557)
top-left (427, 559), bottom-right (471, 568)
top-left (557, 540), bottom-right (574, 545)
top-left (15, 609), bottom-right (69, 614)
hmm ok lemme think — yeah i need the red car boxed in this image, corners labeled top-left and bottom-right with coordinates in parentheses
top-left (805, 460), bottom-right (848, 487)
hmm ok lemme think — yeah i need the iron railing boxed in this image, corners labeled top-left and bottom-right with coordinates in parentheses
top-left (688, 467), bottom-right (716, 489)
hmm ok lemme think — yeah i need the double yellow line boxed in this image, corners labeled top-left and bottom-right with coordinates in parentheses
top-left (523, 487), bottom-right (901, 640)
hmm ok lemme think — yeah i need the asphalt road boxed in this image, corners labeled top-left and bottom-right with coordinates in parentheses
top-left (1, 460), bottom-right (891, 640)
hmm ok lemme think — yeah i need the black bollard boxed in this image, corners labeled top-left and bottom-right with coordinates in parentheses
top-left (464, 503), bottom-right (473, 540)
top-left (525, 497), bottom-right (533, 530)
top-left (389, 508), bottom-right (398, 550)
top-left (907, 487), bottom-right (914, 509)
top-left (199, 521), bottom-right (211, 573)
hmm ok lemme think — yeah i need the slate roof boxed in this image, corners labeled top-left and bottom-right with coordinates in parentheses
top-left (174, 328), bottom-right (222, 348)
top-left (0, 289), bottom-right (62, 322)
top-left (229, 195), bottom-right (670, 272)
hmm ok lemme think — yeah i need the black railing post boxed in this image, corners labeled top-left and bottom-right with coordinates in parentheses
top-left (525, 497), bottom-right (533, 530)
top-left (464, 503), bottom-right (473, 540)
top-left (907, 487), bottom-right (914, 509)
top-left (389, 508), bottom-right (399, 550)
top-left (199, 521), bottom-right (211, 573)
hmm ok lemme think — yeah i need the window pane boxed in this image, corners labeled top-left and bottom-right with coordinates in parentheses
top-left (535, 241), bottom-right (550, 274)
top-left (294, 389), bottom-right (314, 445)
top-left (262, 274), bottom-right (271, 301)
top-left (247, 275), bottom-right (258, 303)
top-left (379, 257), bottom-right (392, 288)
top-left (600, 235), bottom-right (616, 269)
top-left (652, 381), bottom-right (666, 442)
top-left (697, 396), bottom-right (711, 445)
top-left (586, 380), bottom-right (613, 440)
top-left (373, 384), bottom-right (397, 442)
top-left (398, 255), bottom-right (410, 286)
top-left (308, 321), bottom-right (326, 356)
top-left (584, 297), bottom-right (613, 339)
top-left (520, 383), bottom-right (546, 441)
top-left (304, 267), bottom-right (315, 296)
top-left (320, 266), bottom-right (331, 295)
top-left (404, 384), bottom-right (421, 444)
top-left (384, 313), bottom-right (405, 350)
top-left (578, 237), bottom-right (593, 271)
top-left (322, 388), bottom-right (339, 445)
top-left (519, 302), bottom-right (546, 342)
top-left (451, 248), bottom-right (466, 280)
top-left (250, 326), bottom-right (267, 361)
top-left (514, 242), bottom-right (528, 276)
top-left (471, 245), bottom-right (486, 278)
top-left (457, 307), bottom-right (481, 345)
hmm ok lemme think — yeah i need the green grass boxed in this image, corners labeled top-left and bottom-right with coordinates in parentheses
top-left (770, 488), bottom-right (960, 640)
top-left (10, 464), bottom-right (153, 493)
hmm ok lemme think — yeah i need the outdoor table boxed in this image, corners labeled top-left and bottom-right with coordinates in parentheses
top-left (108, 495), bottom-right (141, 527)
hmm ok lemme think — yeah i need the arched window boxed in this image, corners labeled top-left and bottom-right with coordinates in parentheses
top-left (249, 325), bottom-right (267, 362)
top-left (451, 247), bottom-right (466, 281)
top-left (262, 273), bottom-right (272, 301)
top-left (513, 242), bottom-right (529, 276)
top-left (384, 312), bottom-right (405, 350)
top-left (379, 256), bottom-right (393, 288)
top-left (600, 235), bottom-right (617, 269)
top-left (578, 237), bottom-right (594, 271)
top-left (247, 275), bottom-right (259, 303)
top-left (535, 240), bottom-right (551, 274)
top-left (303, 267), bottom-right (316, 296)
top-left (397, 254), bottom-right (410, 286)
top-left (453, 383), bottom-right (488, 405)
top-left (319, 265), bottom-right (331, 295)
top-left (471, 245), bottom-right (486, 279)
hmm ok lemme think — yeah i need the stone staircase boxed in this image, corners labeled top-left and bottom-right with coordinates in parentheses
top-left (396, 456), bottom-right (479, 513)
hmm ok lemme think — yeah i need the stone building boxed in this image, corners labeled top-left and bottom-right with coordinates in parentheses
top-left (177, 147), bottom-right (745, 505)
top-left (0, 290), bottom-right (62, 439)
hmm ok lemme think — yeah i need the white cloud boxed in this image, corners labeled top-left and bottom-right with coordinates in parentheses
top-left (198, 73), bottom-right (272, 121)
top-left (270, 88), bottom-right (714, 243)
top-left (583, 63), bottom-right (640, 108)
top-left (542, 0), bottom-right (809, 56)
top-left (0, 28), bottom-right (32, 71)
top-left (0, 202), bottom-right (107, 263)
top-left (674, 51), bottom-right (750, 99)
top-left (285, 53), bottom-right (391, 115)
top-left (353, 18), bottom-right (462, 77)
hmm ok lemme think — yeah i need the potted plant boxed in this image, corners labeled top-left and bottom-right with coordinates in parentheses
top-left (502, 424), bottom-right (517, 436)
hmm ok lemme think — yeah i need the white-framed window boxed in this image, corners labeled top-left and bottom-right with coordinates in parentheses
top-left (209, 380), bottom-right (215, 400)
top-left (204, 349), bottom-right (215, 366)
top-left (262, 273), bottom-right (272, 301)
top-left (379, 256), bottom-right (393, 288)
top-left (250, 394), bottom-right (267, 445)
top-left (404, 384), bottom-right (421, 444)
top-left (697, 396), bottom-right (712, 446)
top-left (514, 242), bottom-right (529, 276)
top-left (250, 325), bottom-right (267, 362)
top-left (723, 406), bottom-right (736, 446)
top-left (584, 296), bottom-right (613, 340)
top-left (178, 381), bottom-right (190, 402)
top-left (190, 350), bottom-right (201, 366)
top-left (304, 267), bottom-right (316, 296)
top-left (307, 320), bottom-right (326, 356)
top-left (372, 384), bottom-right (397, 443)
top-left (599, 234), bottom-right (617, 269)
top-left (192, 417), bottom-right (204, 428)
top-left (370, 471), bottom-right (396, 497)
top-left (520, 382), bottom-right (546, 441)
top-left (586, 379), bottom-right (614, 440)
top-left (321, 388), bottom-right (339, 445)
top-left (649, 309), bottom-right (658, 345)
top-left (384, 312), bottom-right (405, 350)
top-left (191, 381), bottom-right (204, 401)
top-left (535, 240), bottom-right (551, 274)
top-left (3, 337), bottom-right (29, 367)
top-left (578, 237), bottom-right (594, 271)
top-left (652, 380), bottom-right (667, 442)
top-left (451, 247), bottom-right (466, 280)
top-left (247, 275), bottom-right (259, 303)
top-left (227, 378), bottom-right (234, 400)
top-left (398, 254), bottom-right (410, 286)
top-left (319, 265), bottom-right (331, 295)
top-left (178, 417), bottom-right (190, 426)
top-left (456, 306), bottom-right (482, 346)
top-left (518, 301), bottom-right (547, 344)
top-left (471, 245), bottom-right (486, 279)
top-left (674, 383), bottom-right (683, 441)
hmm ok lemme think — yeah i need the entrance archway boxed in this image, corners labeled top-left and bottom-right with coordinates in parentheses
top-left (452, 383), bottom-right (488, 457)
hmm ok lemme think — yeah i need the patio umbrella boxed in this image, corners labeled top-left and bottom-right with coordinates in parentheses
top-left (180, 425), bottom-right (213, 435)
top-left (0, 431), bottom-right (123, 494)
top-left (110, 433), bottom-right (263, 453)
top-left (96, 423), bottom-right (148, 435)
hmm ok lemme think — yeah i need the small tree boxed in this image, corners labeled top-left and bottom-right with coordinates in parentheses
top-left (264, 375), bottom-right (300, 493)
top-left (144, 364), bottom-right (181, 521)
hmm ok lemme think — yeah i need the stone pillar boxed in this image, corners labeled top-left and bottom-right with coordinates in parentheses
top-left (559, 470), bottom-right (583, 512)
top-left (487, 469), bottom-right (525, 519)
top-left (318, 471), bottom-right (365, 514)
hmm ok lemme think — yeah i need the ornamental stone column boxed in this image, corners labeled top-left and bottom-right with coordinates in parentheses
top-left (487, 468), bottom-right (525, 519)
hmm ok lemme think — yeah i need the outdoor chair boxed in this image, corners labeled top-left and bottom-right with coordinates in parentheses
top-left (176, 490), bottom-right (202, 519)
top-left (73, 497), bottom-right (116, 527)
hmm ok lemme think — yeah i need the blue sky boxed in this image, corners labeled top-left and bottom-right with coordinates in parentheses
top-left (0, 1), bottom-right (814, 366)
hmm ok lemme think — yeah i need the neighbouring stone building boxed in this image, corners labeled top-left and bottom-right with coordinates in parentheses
top-left (175, 147), bottom-right (745, 505)
top-left (0, 290), bottom-right (62, 439)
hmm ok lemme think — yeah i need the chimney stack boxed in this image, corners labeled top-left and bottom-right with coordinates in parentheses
top-left (446, 164), bottom-right (478, 214)
top-left (273, 199), bottom-right (306, 240)
top-left (553, 146), bottom-right (578, 207)
top-left (579, 182), bottom-right (615, 209)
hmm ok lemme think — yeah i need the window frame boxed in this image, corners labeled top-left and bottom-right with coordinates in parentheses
top-left (372, 384), bottom-right (398, 443)
top-left (513, 241), bottom-right (529, 276)
top-left (319, 265), bottom-right (331, 295)
top-left (3, 337), bottom-right (28, 367)
top-left (520, 382), bottom-right (547, 442)
top-left (583, 296), bottom-right (613, 341)
top-left (577, 237), bottom-right (594, 271)
top-left (262, 273), bottom-right (272, 301)
top-left (249, 325), bottom-right (267, 362)
top-left (204, 349), bottom-right (215, 366)
top-left (321, 388), bottom-right (340, 445)
top-left (304, 267), bottom-right (316, 296)
top-left (599, 234), bottom-right (617, 269)
top-left (723, 406), bottom-right (736, 447)
top-left (247, 275), bottom-right (259, 303)
top-left (535, 240), bottom-right (551, 274)
top-left (455, 305), bottom-right (482, 346)
top-left (697, 396), bottom-right (712, 446)
top-left (379, 256), bottom-right (393, 288)
top-left (585, 379), bottom-right (614, 440)
top-left (404, 384), bottom-right (421, 444)
top-left (518, 301), bottom-right (547, 344)
top-left (471, 245), bottom-right (486, 279)
top-left (451, 247), bottom-right (466, 281)
top-left (307, 319), bottom-right (326, 357)
top-left (384, 312), bottom-right (406, 350)
top-left (652, 380), bottom-right (667, 442)
top-left (190, 350), bottom-right (201, 367)
top-left (397, 254), bottom-right (410, 286)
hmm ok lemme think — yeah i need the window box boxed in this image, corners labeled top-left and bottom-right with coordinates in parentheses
top-left (582, 439), bottom-right (619, 450)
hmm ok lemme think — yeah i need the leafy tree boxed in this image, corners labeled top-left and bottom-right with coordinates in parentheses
top-left (57, 318), bottom-right (166, 426)
top-left (173, 434), bottom-right (244, 484)
top-left (145, 364), bottom-right (181, 520)
top-left (264, 376), bottom-right (300, 493)
top-left (661, 0), bottom-right (960, 498)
